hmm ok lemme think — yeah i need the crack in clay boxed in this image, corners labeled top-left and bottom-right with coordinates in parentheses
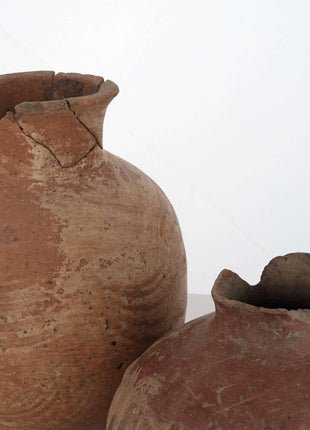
top-left (13, 114), bottom-right (63, 168)
top-left (10, 78), bottom-right (105, 168)
top-left (64, 144), bottom-right (98, 168)
top-left (65, 99), bottom-right (102, 149)
top-left (13, 113), bottom-right (99, 169)
top-left (96, 78), bottom-right (105, 92)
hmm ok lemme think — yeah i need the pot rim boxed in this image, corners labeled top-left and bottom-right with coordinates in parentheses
top-left (0, 71), bottom-right (119, 118)
top-left (212, 253), bottom-right (310, 322)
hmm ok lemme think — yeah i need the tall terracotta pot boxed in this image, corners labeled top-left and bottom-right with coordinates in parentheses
top-left (0, 71), bottom-right (187, 429)
top-left (107, 253), bottom-right (310, 429)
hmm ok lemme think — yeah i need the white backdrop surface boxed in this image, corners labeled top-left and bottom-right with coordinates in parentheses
top-left (1, 1), bottom-right (310, 294)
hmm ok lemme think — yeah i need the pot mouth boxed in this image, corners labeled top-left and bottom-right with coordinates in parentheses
top-left (0, 71), bottom-right (119, 120)
top-left (212, 253), bottom-right (310, 321)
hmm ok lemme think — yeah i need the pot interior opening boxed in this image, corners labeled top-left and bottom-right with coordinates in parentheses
top-left (245, 293), bottom-right (310, 310)
top-left (227, 281), bottom-right (310, 310)
top-left (216, 260), bottom-right (310, 311)
top-left (0, 71), bottom-right (100, 120)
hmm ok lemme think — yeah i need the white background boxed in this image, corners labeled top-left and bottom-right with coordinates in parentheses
top-left (1, 1), bottom-right (310, 296)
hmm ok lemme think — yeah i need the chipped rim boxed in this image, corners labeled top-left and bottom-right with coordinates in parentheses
top-left (0, 71), bottom-right (119, 117)
top-left (212, 253), bottom-right (310, 322)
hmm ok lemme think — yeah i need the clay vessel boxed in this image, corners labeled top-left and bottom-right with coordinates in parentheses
top-left (107, 253), bottom-right (310, 430)
top-left (0, 71), bottom-right (187, 429)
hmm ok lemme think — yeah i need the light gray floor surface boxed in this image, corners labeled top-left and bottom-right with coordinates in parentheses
top-left (185, 294), bottom-right (215, 322)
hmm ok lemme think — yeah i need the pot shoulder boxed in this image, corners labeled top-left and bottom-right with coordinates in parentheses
top-left (107, 311), bottom-right (310, 429)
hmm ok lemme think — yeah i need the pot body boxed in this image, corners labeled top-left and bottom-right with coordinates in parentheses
top-left (107, 254), bottom-right (310, 430)
top-left (0, 72), bottom-right (187, 429)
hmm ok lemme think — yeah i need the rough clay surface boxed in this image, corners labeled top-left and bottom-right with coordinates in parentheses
top-left (107, 253), bottom-right (310, 430)
top-left (0, 71), bottom-right (187, 429)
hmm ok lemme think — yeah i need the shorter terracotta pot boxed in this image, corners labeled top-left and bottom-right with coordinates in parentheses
top-left (107, 253), bottom-right (310, 430)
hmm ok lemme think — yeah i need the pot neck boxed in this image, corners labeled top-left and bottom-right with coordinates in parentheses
top-left (0, 71), bottom-right (119, 167)
top-left (211, 254), bottom-right (310, 356)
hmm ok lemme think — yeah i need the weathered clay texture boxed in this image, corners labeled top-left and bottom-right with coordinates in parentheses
top-left (107, 253), bottom-right (310, 430)
top-left (0, 71), bottom-right (187, 429)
